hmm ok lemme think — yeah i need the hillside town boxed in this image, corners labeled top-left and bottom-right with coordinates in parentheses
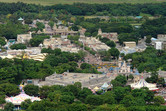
top-left (0, 1), bottom-right (166, 111)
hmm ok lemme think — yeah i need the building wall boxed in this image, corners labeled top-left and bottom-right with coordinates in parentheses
top-left (17, 33), bottom-right (32, 44)
top-left (124, 42), bottom-right (136, 48)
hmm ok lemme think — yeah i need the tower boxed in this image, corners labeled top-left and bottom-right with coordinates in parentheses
top-left (53, 23), bottom-right (57, 30)
top-left (98, 28), bottom-right (102, 35)
top-left (118, 56), bottom-right (122, 67)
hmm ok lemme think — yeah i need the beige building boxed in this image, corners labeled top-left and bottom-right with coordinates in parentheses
top-left (43, 37), bottom-right (71, 49)
top-left (123, 42), bottom-right (136, 48)
top-left (98, 28), bottom-right (118, 42)
top-left (157, 34), bottom-right (166, 39)
top-left (53, 24), bottom-right (78, 36)
top-left (43, 37), bottom-right (80, 53)
top-left (17, 33), bottom-right (32, 44)
top-left (79, 37), bottom-right (110, 51)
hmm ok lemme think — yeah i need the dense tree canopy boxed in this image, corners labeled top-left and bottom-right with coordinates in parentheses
top-left (10, 43), bottom-right (27, 50)
top-left (0, 37), bottom-right (6, 46)
top-left (124, 46), bottom-right (166, 75)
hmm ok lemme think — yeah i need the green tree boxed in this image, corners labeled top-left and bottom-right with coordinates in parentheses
top-left (20, 99), bottom-right (32, 110)
top-left (47, 91), bottom-right (61, 102)
top-left (30, 35), bottom-right (49, 47)
top-left (153, 96), bottom-right (165, 106)
top-left (127, 106), bottom-right (146, 111)
top-left (0, 95), bottom-right (5, 104)
top-left (10, 43), bottom-right (27, 50)
top-left (108, 48), bottom-right (120, 59)
top-left (74, 82), bottom-right (82, 90)
top-left (106, 40), bottom-right (116, 47)
top-left (128, 74), bottom-right (134, 80)
top-left (111, 80), bottom-right (122, 87)
top-left (0, 37), bottom-right (6, 46)
top-left (36, 22), bottom-right (45, 32)
top-left (145, 35), bottom-right (152, 44)
top-left (111, 104), bottom-right (127, 111)
top-left (71, 25), bottom-right (79, 31)
top-left (68, 103), bottom-right (87, 111)
top-left (24, 84), bottom-right (39, 96)
top-left (80, 63), bottom-right (92, 69)
top-left (115, 75), bottom-right (127, 85)
top-left (101, 91), bottom-right (117, 104)
top-left (48, 21), bottom-right (54, 29)
top-left (27, 101), bottom-right (45, 111)
top-left (85, 95), bottom-right (103, 105)
top-left (65, 85), bottom-right (79, 97)
top-left (60, 95), bottom-right (74, 104)
top-left (39, 86), bottom-right (51, 98)
top-left (77, 88), bottom-right (92, 102)
top-left (0, 83), bottom-right (20, 96)
top-left (25, 19), bottom-right (33, 24)
top-left (120, 95), bottom-right (137, 107)
top-left (112, 87), bottom-right (127, 102)
top-left (4, 102), bottom-right (14, 111)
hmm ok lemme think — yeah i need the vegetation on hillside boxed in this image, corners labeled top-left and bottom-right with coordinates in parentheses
top-left (1, 75), bottom-right (165, 111)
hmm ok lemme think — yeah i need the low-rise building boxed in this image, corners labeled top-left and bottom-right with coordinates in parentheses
top-left (43, 37), bottom-right (80, 53)
top-left (98, 28), bottom-right (118, 42)
top-left (53, 24), bottom-right (78, 36)
top-left (123, 41), bottom-right (136, 48)
top-left (17, 33), bottom-right (32, 44)
top-left (79, 37), bottom-right (110, 51)
top-left (157, 34), bottom-right (166, 39)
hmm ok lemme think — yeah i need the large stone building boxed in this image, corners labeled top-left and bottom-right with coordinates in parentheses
top-left (98, 28), bottom-right (118, 42)
top-left (157, 34), bottom-right (166, 39)
top-left (53, 24), bottom-right (78, 36)
top-left (17, 33), bottom-right (32, 44)
top-left (79, 37), bottom-right (110, 51)
top-left (43, 37), bottom-right (80, 53)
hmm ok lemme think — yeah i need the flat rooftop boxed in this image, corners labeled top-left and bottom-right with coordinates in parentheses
top-left (39, 72), bottom-right (114, 88)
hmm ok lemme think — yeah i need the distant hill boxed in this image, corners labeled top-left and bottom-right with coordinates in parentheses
top-left (0, 0), bottom-right (165, 6)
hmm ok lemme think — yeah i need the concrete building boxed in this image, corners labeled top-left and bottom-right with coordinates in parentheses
top-left (37, 72), bottom-right (113, 88)
top-left (157, 34), bottom-right (166, 39)
top-left (98, 28), bottom-right (118, 42)
top-left (43, 37), bottom-right (80, 53)
top-left (155, 41), bottom-right (162, 50)
top-left (162, 41), bottom-right (166, 50)
top-left (53, 24), bottom-right (78, 36)
top-left (79, 37), bottom-right (110, 51)
top-left (17, 33), bottom-right (32, 44)
top-left (123, 42), bottom-right (136, 48)
top-left (151, 36), bottom-right (166, 50)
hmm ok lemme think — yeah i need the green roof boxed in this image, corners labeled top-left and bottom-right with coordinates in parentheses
top-left (18, 17), bottom-right (23, 21)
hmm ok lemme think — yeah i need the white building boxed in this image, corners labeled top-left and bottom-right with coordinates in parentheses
top-left (155, 41), bottom-right (162, 50)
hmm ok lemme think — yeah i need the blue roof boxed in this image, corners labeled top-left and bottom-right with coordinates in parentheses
top-left (109, 67), bottom-right (114, 71)
top-left (151, 38), bottom-right (157, 41)
top-left (115, 67), bottom-right (120, 71)
top-left (130, 69), bottom-right (133, 72)
top-left (135, 69), bottom-right (140, 75)
top-left (121, 62), bottom-right (124, 67)
top-left (127, 64), bottom-right (130, 66)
